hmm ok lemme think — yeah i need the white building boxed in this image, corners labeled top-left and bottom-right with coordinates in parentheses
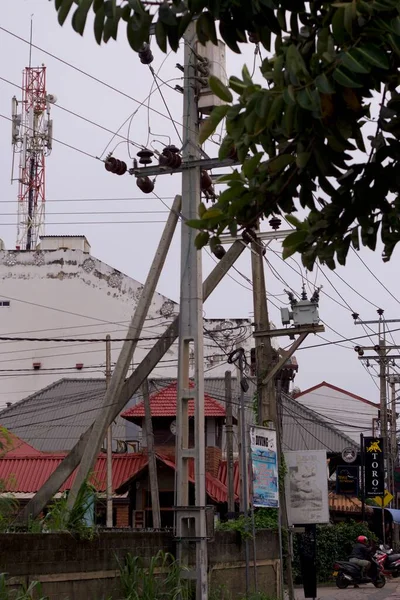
top-left (0, 235), bottom-right (254, 407)
top-left (293, 381), bottom-right (380, 443)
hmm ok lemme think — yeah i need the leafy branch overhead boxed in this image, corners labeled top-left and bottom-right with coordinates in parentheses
top-left (52, 0), bottom-right (400, 270)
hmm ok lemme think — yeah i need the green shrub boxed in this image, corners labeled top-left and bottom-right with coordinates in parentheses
top-left (292, 521), bottom-right (376, 583)
top-left (217, 508), bottom-right (279, 538)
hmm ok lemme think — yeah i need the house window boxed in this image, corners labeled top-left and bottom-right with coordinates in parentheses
top-left (0, 301), bottom-right (10, 307)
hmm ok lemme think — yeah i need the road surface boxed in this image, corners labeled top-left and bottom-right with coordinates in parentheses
top-left (294, 580), bottom-right (400, 600)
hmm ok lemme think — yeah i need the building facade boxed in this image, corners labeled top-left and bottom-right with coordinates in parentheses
top-left (0, 235), bottom-right (253, 407)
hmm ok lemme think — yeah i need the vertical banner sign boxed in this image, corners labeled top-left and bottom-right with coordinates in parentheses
top-left (364, 437), bottom-right (384, 497)
top-left (250, 426), bottom-right (279, 508)
top-left (284, 450), bottom-right (329, 525)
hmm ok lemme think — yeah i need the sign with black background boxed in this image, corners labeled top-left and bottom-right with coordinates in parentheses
top-left (364, 437), bottom-right (384, 497)
top-left (336, 465), bottom-right (359, 495)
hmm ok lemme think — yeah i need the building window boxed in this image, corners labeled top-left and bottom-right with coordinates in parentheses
top-left (0, 301), bottom-right (10, 307)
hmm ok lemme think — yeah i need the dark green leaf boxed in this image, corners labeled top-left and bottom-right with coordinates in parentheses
top-left (72, 0), bottom-right (93, 35)
top-left (228, 76), bottom-right (247, 95)
top-left (155, 20), bottom-right (167, 53)
top-left (128, 0), bottom-right (145, 14)
top-left (219, 19), bottom-right (240, 53)
top-left (296, 152), bottom-right (311, 168)
top-left (195, 231), bottom-right (210, 248)
top-left (315, 73), bottom-right (335, 94)
top-left (286, 43), bottom-right (310, 79)
top-left (243, 153), bottom-right (263, 179)
top-left (159, 2), bottom-right (177, 26)
top-left (208, 76), bottom-right (233, 103)
top-left (196, 11), bottom-right (217, 45)
top-left (333, 67), bottom-right (363, 88)
top-left (356, 44), bottom-right (390, 69)
top-left (200, 106), bottom-right (229, 144)
top-left (58, 0), bottom-right (74, 26)
top-left (93, 5), bottom-right (105, 44)
top-left (268, 154), bottom-right (295, 173)
top-left (282, 229), bottom-right (308, 249)
top-left (340, 50), bottom-right (371, 74)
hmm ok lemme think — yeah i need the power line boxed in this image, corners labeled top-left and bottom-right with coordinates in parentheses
top-left (0, 26), bottom-right (201, 142)
top-left (0, 197), bottom-right (176, 203)
top-left (0, 75), bottom-right (143, 151)
top-left (351, 248), bottom-right (400, 307)
top-left (0, 219), bottom-right (169, 226)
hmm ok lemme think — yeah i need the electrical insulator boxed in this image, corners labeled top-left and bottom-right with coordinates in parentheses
top-left (137, 149), bottom-right (154, 166)
top-left (248, 31), bottom-right (260, 44)
top-left (269, 216), bottom-right (282, 230)
top-left (213, 244), bottom-right (226, 260)
top-left (138, 43), bottom-right (154, 65)
top-left (159, 145), bottom-right (182, 169)
top-left (136, 176), bottom-right (154, 194)
top-left (105, 157), bottom-right (127, 175)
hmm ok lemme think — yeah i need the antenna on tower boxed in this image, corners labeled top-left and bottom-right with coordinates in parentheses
top-left (11, 60), bottom-right (55, 251)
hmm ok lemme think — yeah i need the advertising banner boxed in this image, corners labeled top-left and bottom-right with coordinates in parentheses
top-left (285, 450), bottom-right (329, 525)
top-left (336, 465), bottom-right (359, 495)
top-left (250, 426), bottom-right (279, 508)
top-left (364, 437), bottom-right (384, 497)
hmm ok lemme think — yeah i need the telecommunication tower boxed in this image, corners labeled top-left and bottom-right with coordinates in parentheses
top-left (11, 65), bottom-right (55, 250)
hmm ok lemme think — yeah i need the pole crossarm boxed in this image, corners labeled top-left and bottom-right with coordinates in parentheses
top-left (130, 157), bottom-right (240, 178)
top-left (254, 324), bottom-right (325, 338)
top-left (262, 332), bottom-right (309, 387)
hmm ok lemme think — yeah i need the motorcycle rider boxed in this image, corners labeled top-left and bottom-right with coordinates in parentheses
top-left (349, 535), bottom-right (373, 579)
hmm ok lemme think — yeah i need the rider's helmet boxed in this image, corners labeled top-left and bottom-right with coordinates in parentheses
top-left (357, 535), bottom-right (368, 545)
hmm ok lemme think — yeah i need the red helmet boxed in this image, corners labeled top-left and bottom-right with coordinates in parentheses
top-left (357, 535), bottom-right (368, 545)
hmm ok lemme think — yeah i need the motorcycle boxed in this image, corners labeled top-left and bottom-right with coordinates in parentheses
top-left (333, 555), bottom-right (386, 589)
top-left (374, 544), bottom-right (400, 578)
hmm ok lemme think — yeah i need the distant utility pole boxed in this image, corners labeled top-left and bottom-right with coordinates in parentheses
top-left (224, 371), bottom-right (235, 515)
top-left (142, 379), bottom-right (161, 529)
top-left (354, 312), bottom-right (400, 501)
top-left (106, 334), bottom-right (112, 528)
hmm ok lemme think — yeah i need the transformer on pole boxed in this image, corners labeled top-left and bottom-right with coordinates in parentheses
top-left (11, 65), bottom-right (55, 250)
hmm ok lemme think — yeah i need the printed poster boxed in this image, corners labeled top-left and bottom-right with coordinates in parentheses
top-left (285, 450), bottom-right (329, 525)
top-left (250, 426), bottom-right (279, 508)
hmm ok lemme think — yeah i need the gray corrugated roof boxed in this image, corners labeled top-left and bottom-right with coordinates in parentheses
top-left (0, 377), bottom-right (357, 453)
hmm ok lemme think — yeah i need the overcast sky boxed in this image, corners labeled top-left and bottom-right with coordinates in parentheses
top-left (1, 0), bottom-right (399, 404)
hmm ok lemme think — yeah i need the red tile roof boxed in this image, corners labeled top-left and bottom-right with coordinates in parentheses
top-left (218, 460), bottom-right (240, 498)
top-left (0, 452), bottom-right (231, 504)
top-left (122, 381), bottom-right (226, 421)
top-left (0, 454), bottom-right (148, 493)
top-left (0, 428), bottom-right (41, 457)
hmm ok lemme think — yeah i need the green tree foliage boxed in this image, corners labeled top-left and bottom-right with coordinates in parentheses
top-left (51, 0), bottom-right (400, 269)
top-left (293, 521), bottom-right (376, 583)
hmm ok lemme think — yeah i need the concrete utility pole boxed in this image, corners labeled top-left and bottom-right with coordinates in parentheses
top-left (106, 335), bottom-right (113, 528)
top-left (19, 239), bottom-right (248, 522)
top-left (224, 370), bottom-right (235, 515)
top-left (175, 20), bottom-right (208, 599)
top-left (250, 239), bottom-right (276, 425)
top-left (142, 379), bottom-right (161, 529)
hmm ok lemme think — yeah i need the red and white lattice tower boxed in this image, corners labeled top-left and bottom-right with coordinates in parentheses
top-left (11, 66), bottom-right (54, 250)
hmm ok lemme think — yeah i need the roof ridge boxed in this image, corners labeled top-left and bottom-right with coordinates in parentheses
top-left (294, 381), bottom-right (376, 407)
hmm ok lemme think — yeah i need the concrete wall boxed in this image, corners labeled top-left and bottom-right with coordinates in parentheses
top-left (0, 530), bottom-right (280, 600)
top-left (0, 247), bottom-right (254, 407)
